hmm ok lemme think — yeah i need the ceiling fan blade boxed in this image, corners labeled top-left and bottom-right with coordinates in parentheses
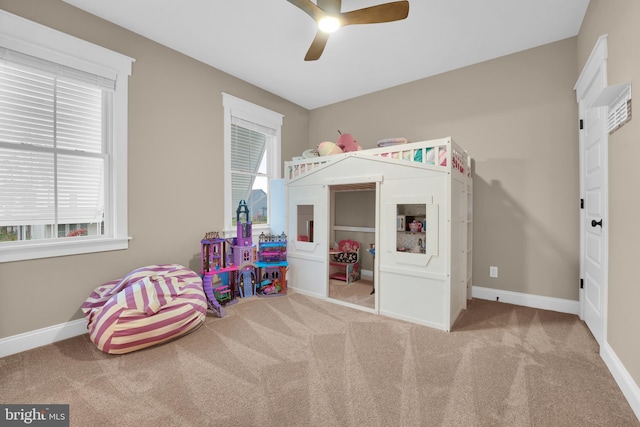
top-left (341, 1), bottom-right (409, 26)
top-left (287, 0), bottom-right (324, 21)
top-left (317, 0), bottom-right (342, 15)
top-left (304, 31), bottom-right (331, 61)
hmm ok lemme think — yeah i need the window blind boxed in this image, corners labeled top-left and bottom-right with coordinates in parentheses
top-left (0, 47), bottom-right (111, 227)
top-left (230, 116), bottom-right (271, 221)
top-left (0, 47), bottom-right (116, 91)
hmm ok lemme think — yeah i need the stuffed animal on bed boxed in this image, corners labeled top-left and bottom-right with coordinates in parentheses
top-left (317, 132), bottom-right (362, 156)
top-left (318, 141), bottom-right (343, 156)
top-left (337, 133), bottom-right (361, 152)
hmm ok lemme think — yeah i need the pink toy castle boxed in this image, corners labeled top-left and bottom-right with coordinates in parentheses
top-left (200, 200), bottom-right (288, 314)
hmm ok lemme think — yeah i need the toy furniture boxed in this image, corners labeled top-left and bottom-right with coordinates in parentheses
top-left (82, 264), bottom-right (208, 354)
top-left (329, 239), bottom-right (361, 284)
top-left (284, 137), bottom-right (472, 332)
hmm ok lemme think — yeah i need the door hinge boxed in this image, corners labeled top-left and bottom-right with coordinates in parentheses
top-left (579, 119), bottom-right (584, 130)
top-left (580, 278), bottom-right (584, 289)
top-left (580, 198), bottom-right (584, 209)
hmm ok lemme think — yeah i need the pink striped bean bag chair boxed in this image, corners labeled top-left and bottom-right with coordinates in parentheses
top-left (82, 264), bottom-right (207, 354)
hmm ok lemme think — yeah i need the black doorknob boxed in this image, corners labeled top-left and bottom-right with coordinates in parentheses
top-left (591, 219), bottom-right (603, 228)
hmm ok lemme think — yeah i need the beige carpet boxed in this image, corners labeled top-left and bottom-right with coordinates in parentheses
top-left (1, 293), bottom-right (638, 426)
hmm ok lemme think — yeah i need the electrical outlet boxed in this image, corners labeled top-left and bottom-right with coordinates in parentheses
top-left (490, 266), bottom-right (498, 278)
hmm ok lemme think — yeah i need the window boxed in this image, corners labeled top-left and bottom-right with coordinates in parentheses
top-left (0, 11), bottom-right (133, 262)
top-left (222, 93), bottom-right (283, 234)
top-left (396, 203), bottom-right (426, 253)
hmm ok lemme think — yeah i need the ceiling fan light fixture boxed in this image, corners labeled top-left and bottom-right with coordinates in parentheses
top-left (318, 16), bottom-right (341, 33)
top-left (286, 0), bottom-right (410, 60)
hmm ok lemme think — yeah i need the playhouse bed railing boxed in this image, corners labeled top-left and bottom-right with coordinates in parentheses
top-left (285, 137), bottom-right (470, 181)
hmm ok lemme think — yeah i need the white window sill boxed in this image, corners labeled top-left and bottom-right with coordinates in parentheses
top-left (0, 237), bottom-right (130, 263)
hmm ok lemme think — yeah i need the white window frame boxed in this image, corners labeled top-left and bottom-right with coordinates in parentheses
top-left (0, 10), bottom-right (134, 263)
top-left (222, 93), bottom-right (283, 236)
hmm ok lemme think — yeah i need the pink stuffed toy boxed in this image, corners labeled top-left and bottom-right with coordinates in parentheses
top-left (337, 133), bottom-right (361, 152)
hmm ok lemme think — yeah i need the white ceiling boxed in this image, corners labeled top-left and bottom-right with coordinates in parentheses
top-left (62, 0), bottom-right (590, 110)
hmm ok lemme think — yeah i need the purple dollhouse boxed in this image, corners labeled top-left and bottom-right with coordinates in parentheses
top-left (201, 200), bottom-right (287, 310)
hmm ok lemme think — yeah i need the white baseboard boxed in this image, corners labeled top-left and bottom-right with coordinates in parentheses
top-left (286, 286), bottom-right (325, 300)
top-left (472, 285), bottom-right (580, 315)
top-left (601, 341), bottom-right (640, 421)
top-left (0, 319), bottom-right (87, 359)
top-left (379, 309), bottom-right (447, 332)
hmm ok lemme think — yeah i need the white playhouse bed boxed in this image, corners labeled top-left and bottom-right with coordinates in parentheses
top-left (284, 137), bottom-right (472, 331)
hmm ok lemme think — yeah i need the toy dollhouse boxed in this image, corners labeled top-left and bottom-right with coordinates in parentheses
top-left (200, 201), bottom-right (288, 313)
top-left (284, 137), bottom-right (472, 332)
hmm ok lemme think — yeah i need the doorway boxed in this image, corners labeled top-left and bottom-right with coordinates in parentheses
top-left (327, 183), bottom-right (377, 310)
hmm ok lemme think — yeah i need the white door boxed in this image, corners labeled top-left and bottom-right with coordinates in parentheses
top-left (581, 106), bottom-right (608, 346)
top-left (575, 36), bottom-right (609, 346)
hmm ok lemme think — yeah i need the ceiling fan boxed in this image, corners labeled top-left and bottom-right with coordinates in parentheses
top-left (287, 0), bottom-right (410, 61)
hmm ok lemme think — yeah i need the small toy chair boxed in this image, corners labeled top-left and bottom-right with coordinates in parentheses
top-left (329, 239), bottom-right (361, 284)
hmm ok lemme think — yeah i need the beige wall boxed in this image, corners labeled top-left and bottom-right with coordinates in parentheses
top-left (0, 0), bottom-right (309, 338)
top-left (577, 0), bottom-right (640, 389)
top-left (310, 37), bottom-right (580, 301)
